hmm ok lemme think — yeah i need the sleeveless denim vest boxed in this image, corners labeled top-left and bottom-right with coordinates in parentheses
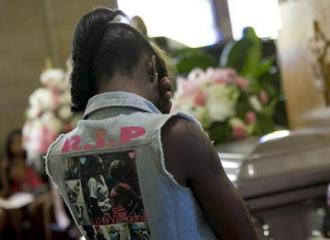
top-left (45, 91), bottom-right (217, 240)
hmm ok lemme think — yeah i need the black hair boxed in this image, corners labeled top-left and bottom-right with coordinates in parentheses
top-left (70, 7), bottom-right (169, 112)
top-left (4, 129), bottom-right (26, 160)
top-left (109, 159), bottom-right (127, 181)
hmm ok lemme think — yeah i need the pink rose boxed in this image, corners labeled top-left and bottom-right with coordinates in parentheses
top-left (208, 68), bottom-right (237, 85)
top-left (176, 75), bottom-right (202, 97)
top-left (232, 125), bottom-right (247, 139)
top-left (259, 90), bottom-right (269, 105)
top-left (177, 69), bottom-right (206, 97)
top-left (234, 77), bottom-right (249, 90)
top-left (194, 91), bottom-right (207, 106)
top-left (245, 111), bottom-right (256, 125)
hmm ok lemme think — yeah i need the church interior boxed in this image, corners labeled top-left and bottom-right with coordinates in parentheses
top-left (1, 0), bottom-right (330, 239)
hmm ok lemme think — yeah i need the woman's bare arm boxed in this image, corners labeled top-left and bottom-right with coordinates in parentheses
top-left (162, 117), bottom-right (258, 239)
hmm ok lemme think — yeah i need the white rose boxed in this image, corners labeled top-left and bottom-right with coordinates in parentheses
top-left (31, 88), bottom-right (56, 110)
top-left (23, 119), bottom-right (43, 160)
top-left (60, 91), bottom-right (71, 104)
top-left (206, 85), bottom-right (238, 121)
top-left (58, 106), bottom-right (72, 120)
top-left (40, 90), bottom-right (56, 110)
top-left (171, 95), bottom-right (194, 113)
top-left (208, 102), bottom-right (235, 121)
top-left (26, 105), bottom-right (41, 119)
top-left (50, 76), bottom-right (66, 91)
top-left (249, 96), bottom-right (262, 112)
top-left (41, 69), bottom-right (66, 91)
top-left (29, 88), bottom-right (43, 107)
top-left (41, 112), bottom-right (62, 133)
top-left (41, 69), bottom-right (64, 82)
top-left (229, 118), bottom-right (246, 128)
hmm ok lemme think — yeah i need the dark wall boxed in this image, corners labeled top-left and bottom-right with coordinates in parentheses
top-left (0, 0), bottom-right (116, 153)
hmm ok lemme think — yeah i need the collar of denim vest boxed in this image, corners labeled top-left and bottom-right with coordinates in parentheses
top-left (83, 91), bottom-right (161, 119)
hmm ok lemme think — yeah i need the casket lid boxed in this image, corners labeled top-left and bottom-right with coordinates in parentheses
top-left (218, 129), bottom-right (330, 198)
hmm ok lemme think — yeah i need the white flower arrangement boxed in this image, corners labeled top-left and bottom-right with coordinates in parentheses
top-left (23, 67), bottom-right (79, 161)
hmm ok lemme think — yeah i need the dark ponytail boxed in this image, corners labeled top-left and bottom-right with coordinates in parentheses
top-left (70, 7), bottom-right (170, 112)
top-left (71, 8), bottom-right (119, 112)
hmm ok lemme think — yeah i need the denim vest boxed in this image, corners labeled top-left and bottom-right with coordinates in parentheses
top-left (46, 91), bottom-right (217, 240)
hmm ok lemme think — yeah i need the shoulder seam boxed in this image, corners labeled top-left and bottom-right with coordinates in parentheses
top-left (44, 134), bottom-right (65, 184)
top-left (151, 113), bottom-right (193, 191)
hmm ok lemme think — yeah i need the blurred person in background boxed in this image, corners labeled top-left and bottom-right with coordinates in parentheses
top-left (0, 129), bottom-right (51, 240)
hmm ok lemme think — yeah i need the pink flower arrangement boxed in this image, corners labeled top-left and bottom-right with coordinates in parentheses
top-left (172, 67), bottom-right (275, 144)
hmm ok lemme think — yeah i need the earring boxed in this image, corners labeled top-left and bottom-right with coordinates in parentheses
top-left (152, 72), bottom-right (159, 82)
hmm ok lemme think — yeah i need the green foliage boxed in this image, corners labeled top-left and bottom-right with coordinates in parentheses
top-left (220, 27), bottom-right (262, 79)
top-left (255, 114), bottom-right (276, 135)
top-left (208, 122), bottom-right (232, 144)
top-left (219, 26), bottom-right (287, 137)
top-left (174, 49), bottom-right (217, 75)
